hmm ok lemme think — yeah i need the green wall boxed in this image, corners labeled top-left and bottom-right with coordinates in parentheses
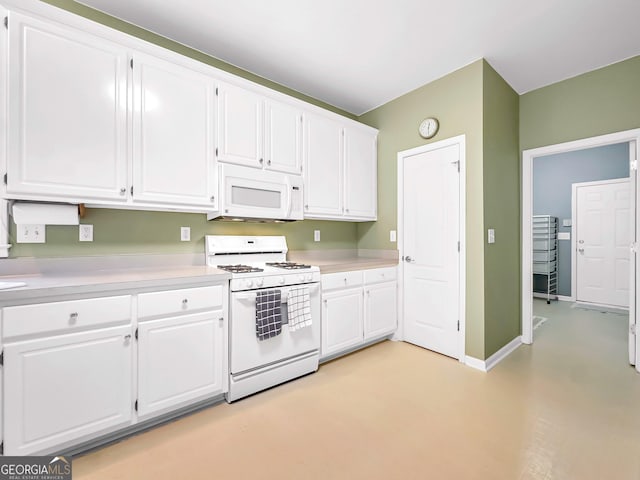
top-left (9, 0), bottom-right (361, 258)
top-left (520, 56), bottom-right (640, 150)
top-left (9, 210), bottom-right (357, 257)
top-left (357, 61), bottom-right (487, 359)
top-left (482, 62), bottom-right (520, 358)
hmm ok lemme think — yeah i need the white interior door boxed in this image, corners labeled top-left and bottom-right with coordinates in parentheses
top-left (401, 142), bottom-right (460, 358)
top-left (575, 178), bottom-right (630, 308)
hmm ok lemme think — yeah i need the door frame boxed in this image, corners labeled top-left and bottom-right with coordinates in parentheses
top-left (571, 177), bottom-right (631, 305)
top-left (396, 134), bottom-right (466, 361)
top-left (521, 129), bottom-right (640, 373)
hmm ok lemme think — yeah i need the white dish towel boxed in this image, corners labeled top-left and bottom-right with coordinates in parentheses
top-left (287, 287), bottom-right (312, 331)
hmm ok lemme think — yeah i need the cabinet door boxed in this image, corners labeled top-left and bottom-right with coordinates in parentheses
top-left (264, 100), bottom-right (302, 174)
top-left (4, 325), bottom-right (133, 456)
top-left (217, 82), bottom-right (263, 168)
top-left (364, 281), bottom-right (397, 340)
top-left (132, 53), bottom-right (217, 209)
top-left (321, 288), bottom-right (363, 358)
top-left (344, 127), bottom-right (377, 219)
top-left (7, 12), bottom-right (128, 202)
top-left (303, 113), bottom-right (344, 218)
top-left (138, 311), bottom-right (224, 418)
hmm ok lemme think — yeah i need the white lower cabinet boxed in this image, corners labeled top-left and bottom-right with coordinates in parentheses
top-left (322, 288), bottom-right (364, 357)
top-left (321, 266), bottom-right (397, 360)
top-left (138, 311), bottom-right (225, 418)
top-left (4, 325), bottom-right (133, 456)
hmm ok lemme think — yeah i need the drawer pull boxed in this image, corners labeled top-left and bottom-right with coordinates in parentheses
top-left (69, 312), bottom-right (78, 323)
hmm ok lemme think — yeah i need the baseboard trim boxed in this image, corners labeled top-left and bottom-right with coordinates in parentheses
top-left (557, 295), bottom-right (574, 302)
top-left (465, 336), bottom-right (522, 372)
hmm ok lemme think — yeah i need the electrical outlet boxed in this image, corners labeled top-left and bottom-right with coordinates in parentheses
top-left (390, 230), bottom-right (397, 242)
top-left (488, 228), bottom-right (495, 244)
top-left (79, 224), bottom-right (93, 242)
top-left (180, 227), bottom-right (191, 242)
top-left (314, 230), bottom-right (320, 242)
top-left (17, 224), bottom-right (45, 243)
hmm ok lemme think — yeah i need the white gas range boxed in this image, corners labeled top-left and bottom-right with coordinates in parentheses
top-left (205, 235), bottom-right (321, 402)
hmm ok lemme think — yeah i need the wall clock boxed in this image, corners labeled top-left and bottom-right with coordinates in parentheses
top-left (419, 117), bottom-right (439, 139)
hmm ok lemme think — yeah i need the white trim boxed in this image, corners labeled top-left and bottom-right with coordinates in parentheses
top-left (397, 134), bottom-right (466, 360)
top-left (556, 295), bottom-right (574, 302)
top-left (522, 129), bottom-right (640, 374)
top-left (465, 336), bottom-right (522, 372)
top-left (571, 178), bottom-right (629, 304)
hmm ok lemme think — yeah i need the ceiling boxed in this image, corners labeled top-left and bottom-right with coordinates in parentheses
top-left (78, 0), bottom-right (640, 115)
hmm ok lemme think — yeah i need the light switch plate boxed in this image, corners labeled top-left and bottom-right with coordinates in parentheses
top-left (558, 232), bottom-right (571, 240)
top-left (180, 227), bottom-right (191, 242)
top-left (79, 224), bottom-right (93, 242)
top-left (314, 230), bottom-right (321, 242)
top-left (488, 228), bottom-right (495, 244)
top-left (390, 230), bottom-right (397, 242)
top-left (17, 224), bottom-right (45, 243)
top-left (563, 219), bottom-right (572, 227)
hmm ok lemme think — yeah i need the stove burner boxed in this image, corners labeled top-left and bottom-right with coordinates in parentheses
top-left (266, 262), bottom-right (312, 270)
top-left (217, 264), bottom-right (264, 273)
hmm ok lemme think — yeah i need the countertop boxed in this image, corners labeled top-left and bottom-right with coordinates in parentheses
top-left (287, 250), bottom-right (398, 275)
top-left (0, 265), bottom-right (231, 304)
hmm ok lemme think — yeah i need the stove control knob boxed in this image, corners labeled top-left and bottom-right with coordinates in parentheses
top-left (256, 278), bottom-right (264, 287)
top-left (245, 279), bottom-right (254, 288)
top-left (279, 276), bottom-right (285, 285)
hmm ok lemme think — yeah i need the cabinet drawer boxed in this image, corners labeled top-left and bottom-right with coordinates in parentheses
top-left (363, 266), bottom-right (397, 284)
top-left (138, 285), bottom-right (223, 319)
top-left (321, 271), bottom-right (363, 291)
top-left (3, 295), bottom-right (131, 340)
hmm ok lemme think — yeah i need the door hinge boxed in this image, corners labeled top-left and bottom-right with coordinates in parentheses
top-left (135, 328), bottom-right (138, 341)
top-left (130, 186), bottom-right (133, 196)
top-left (3, 16), bottom-right (7, 29)
top-left (215, 87), bottom-right (218, 96)
top-left (0, 350), bottom-right (3, 366)
top-left (3, 173), bottom-right (6, 185)
top-left (631, 242), bottom-right (638, 254)
top-left (130, 58), bottom-right (133, 69)
top-left (631, 160), bottom-right (638, 172)
top-left (215, 147), bottom-right (218, 157)
top-left (457, 241), bottom-right (460, 252)
top-left (0, 442), bottom-right (3, 455)
top-left (631, 324), bottom-right (637, 335)
top-left (134, 400), bottom-right (138, 412)
top-left (457, 320), bottom-right (460, 331)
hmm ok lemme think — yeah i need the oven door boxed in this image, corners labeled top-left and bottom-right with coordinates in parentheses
top-left (230, 282), bottom-right (320, 374)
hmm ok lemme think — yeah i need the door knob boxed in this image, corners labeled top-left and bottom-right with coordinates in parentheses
top-left (578, 240), bottom-right (584, 244)
top-left (578, 248), bottom-right (584, 254)
top-left (405, 256), bottom-right (413, 263)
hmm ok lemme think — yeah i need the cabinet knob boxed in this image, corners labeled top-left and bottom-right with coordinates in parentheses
top-left (304, 205), bottom-right (309, 210)
top-left (119, 187), bottom-right (126, 195)
top-left (346, 208), bottom-right (350, 213)
top-left (69, 312), bottom-right (78, 323)
top-left (210, 195), bottom-right (215, 202)
top-left (124, 334), bottom-right (132, 341)
top-left (182, 298), bottom-right (188, 306)
top-left (267, 159), bottom-right (271, 166)
top-left (219, 317), bottom-right (224, 322)
top-left (259, 158), bottom-right (264, 164)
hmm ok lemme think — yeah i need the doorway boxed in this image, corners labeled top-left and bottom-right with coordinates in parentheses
top-left (397, 135), bottom-right (466, 360)
top-left (522, 129), bottom-right (640, 372)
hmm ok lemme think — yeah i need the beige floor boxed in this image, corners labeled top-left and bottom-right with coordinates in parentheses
top-left (74, 299), bottom-right (640, 479)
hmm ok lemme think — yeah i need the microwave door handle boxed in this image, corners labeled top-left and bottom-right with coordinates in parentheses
top-left (285, 178), bottom-right (293, 218)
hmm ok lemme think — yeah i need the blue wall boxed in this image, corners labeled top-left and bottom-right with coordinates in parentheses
top-left (533, 143), bottom-right (629, 296)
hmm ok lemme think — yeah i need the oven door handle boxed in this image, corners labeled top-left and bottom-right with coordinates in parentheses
top-left (236, 294), bottom-right (289, 304)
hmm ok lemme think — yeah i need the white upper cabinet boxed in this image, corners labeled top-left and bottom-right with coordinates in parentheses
top-left (344, 126), bottom-right (377, 220)
top-left (303, 113), bottom-right (378, 221)
top-left (132, 52), bottom-right (217, 209)
top-left (303, 112), bottom-right (344, 217)
top-left (264, 100), bottom-right (303, 174)
top-left (6, 12), bottom-right (129, 202)
top-left (217, 82), bottom-right (263, 169)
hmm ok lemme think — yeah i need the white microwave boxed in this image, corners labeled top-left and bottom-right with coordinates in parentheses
top-left (208, 164), bottom-right (304, 222)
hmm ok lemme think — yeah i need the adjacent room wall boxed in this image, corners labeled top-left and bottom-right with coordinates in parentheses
top-left (533, 143), bottom-right (630, 296)
top-left (482, 61), bottom-right (520, 359)
top-left (357, 60), bottom-right (486, 359)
